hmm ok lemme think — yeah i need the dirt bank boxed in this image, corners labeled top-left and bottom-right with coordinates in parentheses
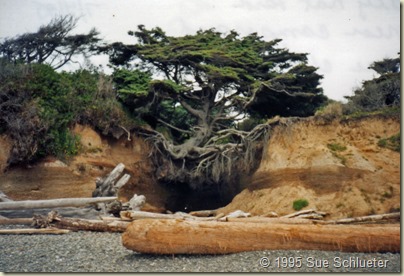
top-left (219, 115), bottom-right (400, 219)
top-left (0, 124), bottom-right (168, 212)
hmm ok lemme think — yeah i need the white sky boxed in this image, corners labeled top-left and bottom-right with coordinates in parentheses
top-left (0, 0), bottom-right (400, 101)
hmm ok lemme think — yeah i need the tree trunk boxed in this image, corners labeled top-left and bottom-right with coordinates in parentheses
top-left (122, 219), bottom-right (400, 254)
top-left (0, 197), bottom-right (117, 210)
top-left (49, 218), bottom-right (129, 232)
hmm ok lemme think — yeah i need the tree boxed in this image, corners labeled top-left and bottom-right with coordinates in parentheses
top-left (344, 54), bottom-right (400, 113)
top-left (0, 15), bottom-right (100, 69)
top-left (101, 26), bottom-right (326, 197)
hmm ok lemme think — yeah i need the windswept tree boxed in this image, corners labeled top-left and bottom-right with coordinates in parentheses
top-left (101, 26), bottom-right (327, 198)
top-left (0, 15), bottom-right (100, 69)
top-left (344, 53), bottom-right (400, 113)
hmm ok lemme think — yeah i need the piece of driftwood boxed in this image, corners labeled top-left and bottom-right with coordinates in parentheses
top-left (122, 219), bottom-right (400, 254)
top-left (120, 210), bottom-right (191, 220)
top-left (189, 209), bottom-right (218, 217)
top-left (0, 197), bottom-right (117, 211)
top-left (0, 228), bottom-right (71, 234)
top-left (224, 217), bottom-right (317, 224)
top-left (0, 218), bottom-right (33, 225)
top-left (32, 211), bottom-right (129, 232)
top-left (282, 209), bottom-right (328, 219)
top-left (318, 212), bottom-right (400, 225)
top-left (93, 163), bottom-right (129, 197)
top-left (121, 210), bottom-right (225, 222)
top-left (0, 191), bottom-right (13, 202)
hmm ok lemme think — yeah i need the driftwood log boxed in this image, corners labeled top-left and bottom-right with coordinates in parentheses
top-left (31, 211), bottom-right (129, 232)
top-left (92, 163), bottom-right (130, 197)
top-left (0, 197), bottom-right (117, 210)
top-left (122, 219), bottom-right (400, 254)
top-left (0, 228), bottom-right (71, 234)
top-left (0, 191), bottom-right (13, 202)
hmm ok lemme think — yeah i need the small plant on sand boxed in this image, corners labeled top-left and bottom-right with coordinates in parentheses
top-left (327, 143), bottom-right (347, 152)
top-left (292, 199), bottom-right (309, 211)
top-left (377, 133), bottom-right (400, 152)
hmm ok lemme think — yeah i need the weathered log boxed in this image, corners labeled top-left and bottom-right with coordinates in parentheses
top-left (51, 218), bottom-right (129, 232)
top-left (0, 191), bottom-right (13, 202)
top-left (114, 174), bottom-right (131, 190)
top-left (32, 211), bottom-right (129, 232)
top-left (319, 212), bottom-right (400, 224)
top-left (93, 163), bottom-right (126, 197)
top-left (120, 210), bottom-right (191, 220)
top-left (0, 228), bottom-right (71, 234)
top-left (0, 197), bottom-right (117, 210)
top-left (189, 209), bottom-right (218, 217)
top-left (282, 209), bottom-right (328, 218)
top-left (224, 217), bottom-right (317, 224)
top-left (122, 219), bottom-right (400, 254)
top-left (0, 218), bottom-right (33, 225)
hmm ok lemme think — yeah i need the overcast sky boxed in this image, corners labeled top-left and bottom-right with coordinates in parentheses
top-left (0, 0), bottom-right (400, 101)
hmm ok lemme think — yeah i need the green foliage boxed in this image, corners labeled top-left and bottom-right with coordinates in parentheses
top-left (327, 143), bottom-right (347, 165)
top-left (378, 133), bottom-right (400, 152)
top-left (0, 15), bottom-right (100, 70)
top-left (103, 26), bottom-right (326, 145)
top-left (237, 116), bottom-right (267, 131)
top-left (327, 143), bottom-right (347, 152)
top-left (0, 60), bottom-right (136, 164)
top-left (314, 101), bottom-right (343, 120)
top-left (293, 199), bottom-right (309, 211)
top-left (344, 54), bottom-right (400, 115)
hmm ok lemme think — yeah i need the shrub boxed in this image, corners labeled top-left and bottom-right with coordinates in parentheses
top-left (0, 60), bottom-right (137, 165)
top-left (293, 199), bottom-right (309, 211)
top-left (378, 133), bottom-right (400, 152)
top-left (315, 101), bottom-right (343, 120)
top-left (327, 143), bottom-right (347, 152)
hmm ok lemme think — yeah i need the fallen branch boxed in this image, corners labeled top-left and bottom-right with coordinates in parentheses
top-left (0, 191), bottom-right (13, 202)
top-left (32, 211), bottom-right (129, 232)
top-left (122, 219), bottom-right (400, 254)
top-left (281, 209), bottom-right (328, 219)
top-left (189, 209), bottom-right (218, 217)
top-left (0, 228), bottom-right (71, 235)
top-left (0, 197), bottom-right (117, 211)
top-left (0, 218), bottom-right (33, 225)
top-left (318, 212), bottom-right (400, 225)
top-left (121, 210), bottom-right (191, 220)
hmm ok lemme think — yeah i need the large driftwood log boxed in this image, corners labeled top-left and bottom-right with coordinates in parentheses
top-left (319, 212), bottom-right (400, 224)
top-left (122, 219), bottom-right (400, 254)
top-left (0, 228), bottom-right (71, 234)
top-left (0, 197), bottom-right (117, 210)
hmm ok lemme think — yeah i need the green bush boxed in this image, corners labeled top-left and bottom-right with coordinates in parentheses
top-left (0, 60), bottom-right (137, 164)
top-left (378, 133), bottom-right (400, 152)
top-left (292, 199), bottom-right (309, 211)
top-left (315, 101), bottom-right (343, 120)
top-left (327, 143), bottom-right (347, 152)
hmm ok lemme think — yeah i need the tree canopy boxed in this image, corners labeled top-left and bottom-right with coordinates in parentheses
top-left (0, 15), bottom-right (100, 69)
top-left (344, 53), bottom-right (400, 113)
top-left (101, 26), bottom-right (327, 192)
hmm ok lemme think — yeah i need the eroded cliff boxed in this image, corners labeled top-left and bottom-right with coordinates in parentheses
top-left (219, 115), bottom-right (400, 219)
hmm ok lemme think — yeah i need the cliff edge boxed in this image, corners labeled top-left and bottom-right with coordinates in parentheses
top-left (219, 115), bottom-right (400, 219)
